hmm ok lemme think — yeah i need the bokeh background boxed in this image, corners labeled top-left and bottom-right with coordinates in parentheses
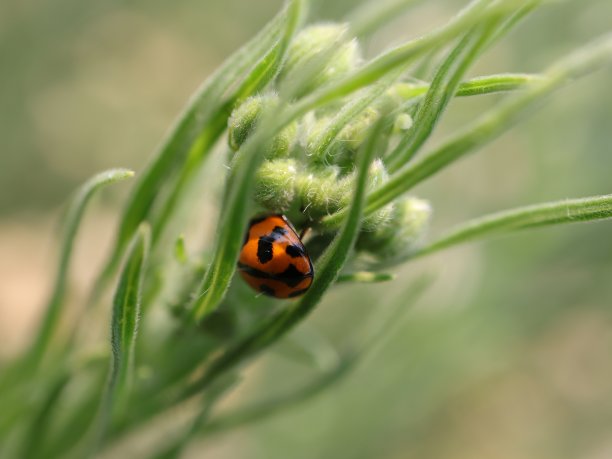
top-left (1, 0), bottom-right (612, 458)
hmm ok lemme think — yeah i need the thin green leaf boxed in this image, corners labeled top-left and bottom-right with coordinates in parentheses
top-left (413, 194), bottom-right (612, 258)
top-left (346, 0), bottom-right (423, 38)
top-left (92, 224), bottom-right (150, 451)
top-left (149, 1), bottom-right (307, 246)
top-left (386, 0), bottom-right (541, 172)
top-left (183, 4), bottom-right (520, 319)
top-left (290, 0), bottom-right (511, 112)
top-left (336, 271), bottom-right (395, 283)
top-left (455, 73), bottom-right (545, 96)
top-left (310, 69), bottom-right (404, 163)
top-left (276, 325), bottom-right (340, 371)
top-left (202, 358), bottom-right (355, 435)
top-left (200, 277), bottom-right (431, 437)
top-left (174, 235), bottom-right (188, 265)
top-left (29, 168), bottom-right (134, 367)
top-left (391, 73), bottom-right (544, 101)
top-left (323, 33), bottom-right (612, 228)
top-left (20, 371), bottom-right (70, 459)
top-left (148, 375), bottom-right (238, 459)
top-left (94, 0), bottom-right (302, 294)
top-left (183, 118), bottom-right (385, 399)
top-left (386, 17), bottom-right (506, 172)
top-left (188, 0), bottom-right (305, 323)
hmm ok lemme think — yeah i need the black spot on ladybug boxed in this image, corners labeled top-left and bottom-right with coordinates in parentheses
top-left (285, 244), bottom-right (303, 258)
top-left (257, 238), bottom-right (274, 264)
top-left (237, 263), bottom-right (268, 279)
top-left (272, 226), bottom-right (288, 236)
top-left (259, 284), bottom-right (275, 296)
top-left (277, 263), bottom-right (308, 287)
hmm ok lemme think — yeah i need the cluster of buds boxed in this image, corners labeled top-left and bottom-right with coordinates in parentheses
top-left (228, 23), bottom-right (432, 261)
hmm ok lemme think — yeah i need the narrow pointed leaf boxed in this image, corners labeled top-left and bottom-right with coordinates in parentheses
top-left (323, 33), bottom-right (612, 227)
top-left (188, 0), bottom-right (305, 322)
top-left (414, 194), bottom-right (612, 257)
top-left (96, 0), bottom-right (304, 290)
top-left (93, 224), bottom-right (150, 450)
top-left (29, 168), bottom-right (134, 366)
top-left (386, 18), bottom-right (505, 171)
top-left (183, 118), bottom-right (385, 398)
top-left (386, 1), bottom-right (542, 172)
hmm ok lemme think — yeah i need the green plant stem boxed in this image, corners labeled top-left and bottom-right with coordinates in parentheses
top-left (412, 194), bottom-right (612, 258)
top-left (148, 376), bottom-right (238, 459)
top-left (187, 0), bottom-right (516, 322)
top-left (93, 0), bottom-right (300, 299)
top-left (90, 225), bottom-right (149, 454)
top-left (323, 33), bottom-right (612, 228)
top-left (386, 17), bottom-right (505, 172)
top-left (202, 357), bottom-right (355, 435)
top-left (20, 371), bottom-right (70, 459)
top-left (336, 271), bottom-right (395, 283)
top-left (394, 73), bottom-right (544, 100)
top-left (29, 169), bottom-right (134, 367)
top-left (183, 119), bottom-right (385, 399)
top-left (198, 277), bottom-right (431, 437)
top-left (311, 69), bottom-right (403, 163)
top-left (187, 0), bottom-right (304, 323)
top-left (292, 0), bottom-right (510, 113)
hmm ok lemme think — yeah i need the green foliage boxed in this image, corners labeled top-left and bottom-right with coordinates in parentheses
top-left (2, 1), bottom-right (612, 458)
top-left (92, 225), bottom-right (150, 451)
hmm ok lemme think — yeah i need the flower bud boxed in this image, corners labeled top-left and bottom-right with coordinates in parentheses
top-left (228, 95), bottom-right (268, 151)
top-left (361, 159), bottom-right (394, 231)
top-left (393, 113), bottom-right (413, 134)
top-left (295, 166), bottom-right (353, 220)
top-left (253, 158), bottom-right (300, 211)
top-left (278, 23), bottom-right (361, 97)
top-left (357, 197), bottom-right (432, 259)
top-left (303, 107), bottom-right (380, 167)
top-left (228, 94), bottom-right (297, 157)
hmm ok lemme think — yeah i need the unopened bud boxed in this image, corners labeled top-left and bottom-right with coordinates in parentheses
top-left (254, 159), bottom-right (300, 211)
top-left (228, 94), bottom-right (297, 157)
top-left (296, 166), bottom-right (353, 220)
top-left (278, 23), bottom-right (361, 97)
top-left (357, 197), bottom-right (432, 258)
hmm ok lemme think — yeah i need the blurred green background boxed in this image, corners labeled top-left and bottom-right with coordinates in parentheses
top-left (1, 0), bottom-right (612, 458)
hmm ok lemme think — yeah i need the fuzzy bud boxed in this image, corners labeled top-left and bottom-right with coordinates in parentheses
top-left (296, 166), bottom-right (353, 220)
top-left (278, 23), bottom-right (361, 97)
top-left (361, 159), bottom-right (394, 231)
top-left (303, 107), bottom-right (380, 168)
top-left (357, 197), bottom-right (432, 259)
top-left (253, 159), bottom-right (300, 211)
top-left (228, 94), bottom-right (297, 157)
top-left (393, 113), bottom-right (413, 134)
top-left (228, 95), bottom-right (267, 151)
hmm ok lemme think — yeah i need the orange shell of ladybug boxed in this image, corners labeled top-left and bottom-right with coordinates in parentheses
top-left (238, 215), bottom-right (314, 298)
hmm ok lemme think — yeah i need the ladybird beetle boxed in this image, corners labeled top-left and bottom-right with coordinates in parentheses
top-left (238, 215), bottom-right (314, 298)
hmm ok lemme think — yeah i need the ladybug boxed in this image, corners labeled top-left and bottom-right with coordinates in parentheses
top-left (238, 214), bottom-right (314, 298)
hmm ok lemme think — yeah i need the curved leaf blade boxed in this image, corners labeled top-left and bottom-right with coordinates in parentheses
top-left (92, 224), bottom-right (150, 451)
top-left (323, 33), bottom-right (612, 227)
top-left (29, 168), bottom-right (134, 366)
top-left (95, 0), bottom-right (303, 292)
top-left (188, 0), bottom-right (305, 323)
top-left (183, 118), bottom-right (385, 398)
top-left (414, 194), bottom-right (612, 258)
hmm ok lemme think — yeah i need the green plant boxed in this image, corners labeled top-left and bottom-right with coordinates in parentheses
top-left (2, 0), bottom-right (611, 457)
